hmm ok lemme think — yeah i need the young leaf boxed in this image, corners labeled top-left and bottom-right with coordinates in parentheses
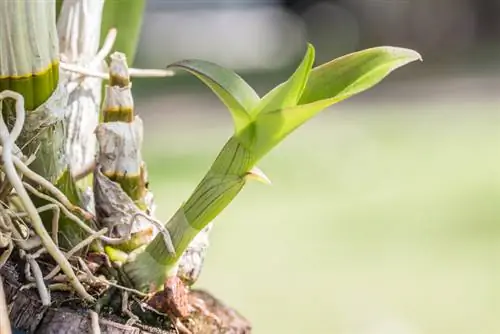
top-left (121, 44), bottom-right (421, 293)
top-left (252, 47), bottom-right (422, 158)
top-left (167, 60), bottom-right (259, 133)
top-left (299, 46), bottom-right (422, 105)
top-left (253, 44), bottom-right (315, 115)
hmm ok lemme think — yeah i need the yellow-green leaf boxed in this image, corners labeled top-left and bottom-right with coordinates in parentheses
top-left (253, 44), bottom-right (315, 115)
top-left (252, 47), bottom-right (422, 158)
top-left (167, 60), bottom-right (259, 133)
top-left (299, 46), bottom-right (422, 105)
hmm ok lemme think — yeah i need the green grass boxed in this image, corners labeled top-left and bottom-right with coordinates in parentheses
top-left (143, 100), bottom-right (500, 334)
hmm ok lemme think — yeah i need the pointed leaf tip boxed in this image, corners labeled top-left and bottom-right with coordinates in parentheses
top-left (250, 45), bottom-right (422, 159)
top-left (381, 46), bottom-right (422, 62)
top-left (253, 43), bottom-right (316, 115)
top-left (298, 46), bottom-right (422, 106)
top-left (167, 60), bottom-right (259, 133)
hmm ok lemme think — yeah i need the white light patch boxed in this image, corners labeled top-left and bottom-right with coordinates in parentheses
top-left (136, 7), bottom-right (306, 71)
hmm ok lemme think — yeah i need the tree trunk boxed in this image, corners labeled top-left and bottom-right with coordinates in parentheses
top-left (1, 261), bottom-right (251, 334)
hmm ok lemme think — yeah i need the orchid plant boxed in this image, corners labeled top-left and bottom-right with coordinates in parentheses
top-left (121, 44), bottom-right (422, 293)
top-left (0, 0), bottom-right (422, 332)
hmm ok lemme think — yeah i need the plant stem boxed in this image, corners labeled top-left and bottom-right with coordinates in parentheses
top-left (122, 136), bottom-right (254, 291)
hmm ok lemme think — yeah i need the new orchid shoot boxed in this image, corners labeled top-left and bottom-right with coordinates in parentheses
top-left (122, 44), bottom-right (422, 292)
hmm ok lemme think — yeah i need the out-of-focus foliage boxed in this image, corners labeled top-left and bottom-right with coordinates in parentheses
top-left (100, 0), bottom-right (145, 65)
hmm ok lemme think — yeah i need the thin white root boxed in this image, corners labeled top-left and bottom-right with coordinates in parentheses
top-left (0, 211), bottom-right (13, 268)
top-left (60, 63), bottom-right (174, 80)
top-left (129, 211), bottom-right (176, 256)
top-left (0, 276), bottom-right (11, 334)
top-left (0, 92), bottom-right (24, 142)
top-left (12, 204), bottom-right (61, 246)
top-left (49, 204), bottom-right (60, 246)
top-left (31, 246), bottom-right (47, 259)
top-left (75, 258), bottom-right (148, 298)
top-left (0, 91), bottom-right (93, 302)
top-left (121, 291), bottom-right (140, 326)
top-left (23, 182), bottom-right (129, 245)
top-left (7, 213), bottom-right (41, 251)
top-left (0, 241), bottom-right (12, 268)
top-left (72, 161), bottom-right (96, 181)
top-left (19, 249), bottom-right (50, 306)
top-left (128, 68), bottom-right (175, 77)
top-left (77, 257), bottom-right (95, 278)
top-left (59, 63), bottom-right (108, 79)
top-left (20, 246), bottom-right (46, 282)
top-left (44, 228), bottom-right (108, 281)
top-left (176, 319), bottom-right (193, 334)
top-left (61, 27), bottom-right (173, 81)
top-left (89, 310), bottom-right (102, 334)
top-left (25, 252), bottom-right (51, 306)
top-left (10, 158), bottom-right (91, 219)
top-left (105, 280), bottom-right (148, 298)
top-left (92, 28), bottom-right (118, 67)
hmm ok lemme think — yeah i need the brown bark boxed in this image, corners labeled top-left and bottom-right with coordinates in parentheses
top-left (1, 261), bottom-right (251, 334)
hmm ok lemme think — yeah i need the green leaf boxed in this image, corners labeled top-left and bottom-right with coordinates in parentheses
top-left (252, 47), bottom-right (422, 158)
top-left (253, 44), bottom-right (315, 115)
top-left (299, 46), bottom-right (422, 105)
top-left (100, 0), bottom-right (146, 65)
top-left (167, 60), bottom-right (260, 133)
top-left (56, 0), bottom-right (63, 19)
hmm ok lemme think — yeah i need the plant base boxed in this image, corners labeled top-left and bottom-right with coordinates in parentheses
top-left (1, 261), bottom-right (251, 334)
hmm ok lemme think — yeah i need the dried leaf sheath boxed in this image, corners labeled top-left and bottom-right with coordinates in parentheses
top-left (94, 52), bottom-right (159, 253)
top-left (96, 52), bottom-right (148, 207)
top-left (57, 0), bottom-right (105, 177)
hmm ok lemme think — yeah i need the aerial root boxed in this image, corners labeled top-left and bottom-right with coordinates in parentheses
top-left (0, 91), bottom-right (93, 301)
top-left (22, 182), bottom-right (134, 245)
top-left (60, 27), bottom-right (174, 81)
top-left (20, 249), bottom-right (50, 305)
top-left (89, 310), bottom-right (102, 334)
top-left (121, 291), bottom-right (140, 326)
top-left (44, 228), bottom-right (108, 280)
top-left (127, 211), bottom-right (176, 256)
top-left (0, 212), bottom-right (13, 269)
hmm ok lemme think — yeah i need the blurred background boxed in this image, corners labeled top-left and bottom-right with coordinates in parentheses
top-left (131, 1), bottom-right (499, 333)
